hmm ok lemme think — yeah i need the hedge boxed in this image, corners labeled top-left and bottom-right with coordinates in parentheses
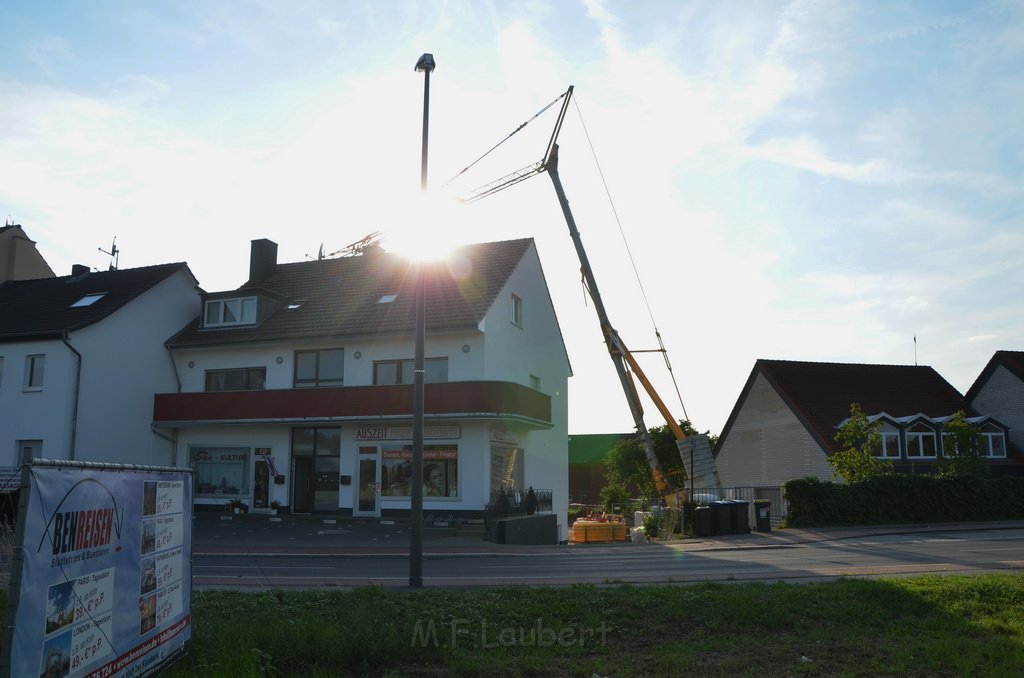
top-left (783, 475), bottom-right (1024, 528)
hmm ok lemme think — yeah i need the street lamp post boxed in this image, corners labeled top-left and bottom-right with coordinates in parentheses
top-left (410, 52), bottom-right (434, 588)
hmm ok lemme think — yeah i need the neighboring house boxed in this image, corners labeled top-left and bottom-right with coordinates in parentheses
top-left (966, 350), bottom-right (1024, 456)
top-left (0, 224), bottom-right (55, 282)
top-left (714, 359), bottom-right (1022, 488)
top-left (568, 433), bottom-right (629, 504)
top-left (153, 238), bottom-right (571, 537)
top-left (0, 262), bottom-right (201, 472)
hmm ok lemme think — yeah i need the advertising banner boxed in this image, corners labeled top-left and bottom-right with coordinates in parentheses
top-left (2, 462), bottom-right (192, 678)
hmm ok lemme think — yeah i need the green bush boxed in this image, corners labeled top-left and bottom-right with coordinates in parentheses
top-left (784, 475), bottom-right (1024, 528)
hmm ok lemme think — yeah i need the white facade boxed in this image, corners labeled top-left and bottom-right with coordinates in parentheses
top-left (714, 373), bottom-right (834, 486)
top-left (159, 242), bottom-right (571, 538)
top-left (969, 364), bottom-right (1024, 454)
top-left (0, 268), bottom-right (200, 468)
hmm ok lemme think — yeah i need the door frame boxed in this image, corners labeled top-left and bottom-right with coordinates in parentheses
top-left (354, 446), bottom-right (381, 518)
top-left (291, 457), bottom-right (315, 514)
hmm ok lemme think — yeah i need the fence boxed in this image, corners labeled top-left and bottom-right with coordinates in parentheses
top-left (570, 486), bottom-right (789, 532)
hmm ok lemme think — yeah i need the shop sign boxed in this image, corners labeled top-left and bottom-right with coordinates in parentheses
top-left (2, 462), bottom-right (192, 678)
top-left (356, 425), bottom-right (461, 441)
top-left (0, 466), bottom-right (21, 492)
top-left (381, 446), bottom-right (458, 460)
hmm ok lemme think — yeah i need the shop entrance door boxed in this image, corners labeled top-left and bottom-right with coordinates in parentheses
top-left (354, 450), bottom-right (380, 517)
top-left (292, 457), bottom-right (314, 513)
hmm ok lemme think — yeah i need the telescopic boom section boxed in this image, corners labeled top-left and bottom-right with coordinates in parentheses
top-left (546, 144), bottom-right (674, 500)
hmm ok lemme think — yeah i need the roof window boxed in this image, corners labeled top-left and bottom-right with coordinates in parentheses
top-left (378, 293), bottom-right (398, 304)
top-left (69, 293), bottom-right (107, 308)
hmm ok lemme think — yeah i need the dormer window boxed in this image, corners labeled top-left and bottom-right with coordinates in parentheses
top-left (204, 297), bottom-right (257, 327)
top-left (906, 422), bottom-right (937, 459)
top-left (980, 423), bottom-right (1007, 458)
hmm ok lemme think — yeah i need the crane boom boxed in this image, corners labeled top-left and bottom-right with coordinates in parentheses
top-left (458, 84), bottom-right (722, 503)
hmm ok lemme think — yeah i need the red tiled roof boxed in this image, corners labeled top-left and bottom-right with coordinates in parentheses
top-left (719, 359), bottom-right (975, 454)
top-left (167, 238), bottom-right (534, 347)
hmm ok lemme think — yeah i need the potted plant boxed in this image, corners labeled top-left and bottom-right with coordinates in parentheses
top-left (226, 498), bottom-right (248, 515)
top-left (269, 500), bottom-right (281, 516)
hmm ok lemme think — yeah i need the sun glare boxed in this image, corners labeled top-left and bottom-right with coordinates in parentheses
top-left (381, 190), bottom-right (470, 262)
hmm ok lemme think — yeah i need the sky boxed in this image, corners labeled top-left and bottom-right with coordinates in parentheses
top-left (2, 0), bottom-right (1022, 438)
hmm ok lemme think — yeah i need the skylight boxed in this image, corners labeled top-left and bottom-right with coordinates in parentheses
top-left (70, 293), bottom-right (106, 308)
top-left (378, 293), bottom-right (398, 304)
top-left (287, 300), bottom-right (305, 311)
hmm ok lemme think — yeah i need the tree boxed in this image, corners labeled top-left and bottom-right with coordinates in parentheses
top-left (604, 421), bottom-right (714, 501)
top-left (936, 410), bottom-right (989, 478)
top-left (830, 403), bottom-right (893, 483)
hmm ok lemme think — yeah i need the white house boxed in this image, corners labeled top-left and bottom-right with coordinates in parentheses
top-left (153, 238), bottom-right (572, 538)
top-left (0, 262), bottom-right (201, 475)
top-left (966, 350), bottom-right (1024, 458)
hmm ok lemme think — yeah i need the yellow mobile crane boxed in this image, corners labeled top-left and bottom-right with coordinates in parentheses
top-left (455, 86), bottom-right (721, 505)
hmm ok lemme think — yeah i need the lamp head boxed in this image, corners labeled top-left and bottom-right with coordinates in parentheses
top-left (415, 53), bottom-right (435, 73)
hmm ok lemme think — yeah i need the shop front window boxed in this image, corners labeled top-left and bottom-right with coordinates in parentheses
top-left (381, 444), bottom-right (458, 497)
top-left (191, 447), bottom-right (249, 497)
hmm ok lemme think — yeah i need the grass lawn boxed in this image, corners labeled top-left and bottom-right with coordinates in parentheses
top-left (164, 573), bottom-right (1024, 677)
top-left (4, 573), bottom-right (1023, 676)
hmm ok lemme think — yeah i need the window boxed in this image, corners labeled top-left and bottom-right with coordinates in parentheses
top-left (373, 358), bottom-right (448, 385)
top-left (879, 428), bottom-right (900, 459)
top-left (294, 348), bottom-right (344, 387)
top-left (190, 447), bottom-right (250, 497)
top-left (378, 293), bottom-right (398, 304)
top-left (905, 423), bottom-right (937, 459)
top-left (381, 444), bottom-right (458, 497)
top-left (69, 292), bottom-right (107, 308)
top-left (24, 354), bottom-right (44, 390)
top-left (529, 375), bottom-right (541, 391)
top-left (981, 424), bottom-right (1007, 458)
top-left (205, 367), bottom-right (267, 392)
top-left (203, 297), bottom-right (257, 327)
top-left (511, 294), bottom-right (523, 327)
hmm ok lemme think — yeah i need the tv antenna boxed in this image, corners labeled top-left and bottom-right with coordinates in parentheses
top-left (306, 231), bottom-right (384, 260)
top-left (98, 237), bottom-right (120, 271)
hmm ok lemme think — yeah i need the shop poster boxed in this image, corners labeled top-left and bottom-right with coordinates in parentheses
top-left (2, 462), bottom-right (192, 678)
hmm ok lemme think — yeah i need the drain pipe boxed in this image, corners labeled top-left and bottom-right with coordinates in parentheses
top-left (61, 332), bottom-right (82, 461)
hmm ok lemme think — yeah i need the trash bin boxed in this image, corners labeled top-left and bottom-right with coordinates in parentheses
top-left (729, 499), bottom-right (750, 533)
top-left (710, 501), bottom-right (732, 535)
top-left (754, 499), bottom-right (771, 532)
top-left (694, 506), bottom-right (715, 537)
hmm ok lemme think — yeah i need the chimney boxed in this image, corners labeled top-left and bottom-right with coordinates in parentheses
top-left (71, 264), bottom-right (90, 277)
top-left (248, 239), bottom-right (278, 284)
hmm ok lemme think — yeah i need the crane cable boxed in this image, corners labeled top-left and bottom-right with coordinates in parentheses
top-left (571, 95), bottom-right (691, 423)
top-left (446, 89), bottom-right (570, 187)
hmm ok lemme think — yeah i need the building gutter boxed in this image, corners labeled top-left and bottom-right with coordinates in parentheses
top-left (61, 332), bottom-right (82, 461)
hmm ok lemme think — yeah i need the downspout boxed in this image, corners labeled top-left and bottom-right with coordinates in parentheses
top-left (61, 332), bottom-right (82, 461)
top-left (153, 348), bottom-right (183, 465)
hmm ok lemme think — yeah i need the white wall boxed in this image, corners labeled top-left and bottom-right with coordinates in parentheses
top-left (970, 365), bottom-right (1024, 454)
top-left (72, 269), bottom-right (200, 466)
top-left (0, 338), bottom-right (75, 465)
top-left (716, 372), bottom-right (835, 486)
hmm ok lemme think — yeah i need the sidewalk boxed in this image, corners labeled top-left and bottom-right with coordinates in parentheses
top-left (192, 512), bottom-right (1024, 558)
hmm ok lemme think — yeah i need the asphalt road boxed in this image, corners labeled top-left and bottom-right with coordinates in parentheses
top-left (192, 527), bottom-right (1024, 590)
